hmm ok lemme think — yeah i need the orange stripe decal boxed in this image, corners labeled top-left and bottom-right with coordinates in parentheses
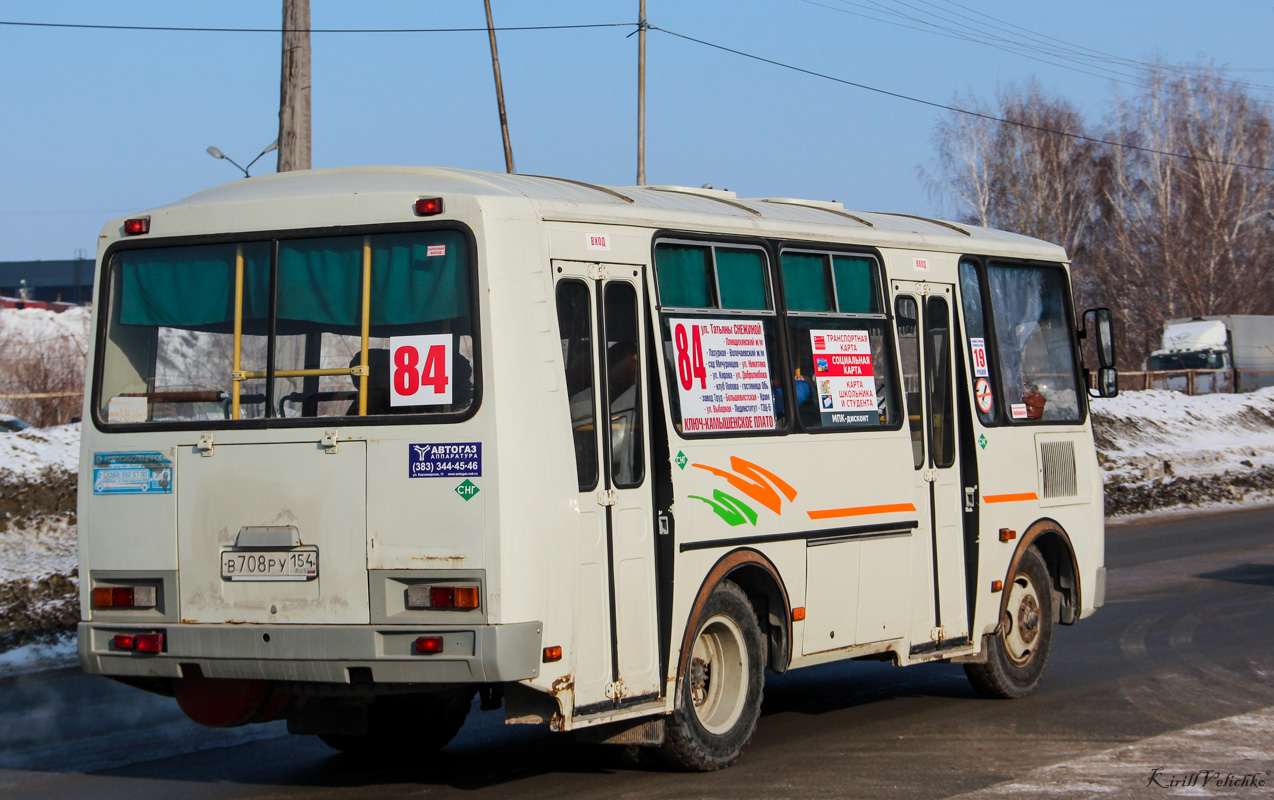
top-left (807, 503), bottom-right (917, 520)
top-left (982, 492), bottom-right (1039, 504)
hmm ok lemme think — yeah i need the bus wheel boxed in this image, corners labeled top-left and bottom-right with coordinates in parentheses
top-left (965, 546), bottom-right (1054, 699)
top-left (660, 580), bottom-right (764, 771)
top-left (319, 688), bottom-right (473, 756)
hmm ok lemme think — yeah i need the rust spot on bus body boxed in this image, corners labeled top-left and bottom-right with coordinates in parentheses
top-left (550, 674), bottom-right (574, 697)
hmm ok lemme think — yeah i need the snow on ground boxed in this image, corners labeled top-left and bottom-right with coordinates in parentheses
top-left (1091, 387), bottom-right (1274, 481)
top-left (0, 517), bottom-right (76, 587)
top-left (1090, 389), bottom-right (1274, 515)
top-left (0, 305), bottom-right (91, 348)
top-left (0, 424), bottom-right (80, 481)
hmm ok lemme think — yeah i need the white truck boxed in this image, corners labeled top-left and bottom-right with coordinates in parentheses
top-left (1147, 315), bottom-right (1274, 391)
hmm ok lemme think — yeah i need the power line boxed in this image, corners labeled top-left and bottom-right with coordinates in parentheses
top-left (797, 0), bottom-right (1274, 94)
top-left (650, 25), bottom-right (1274, 174)
top-left (0, 19), bottom-right (635, 34)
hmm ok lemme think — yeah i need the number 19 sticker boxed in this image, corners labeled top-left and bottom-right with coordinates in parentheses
top-left (390, 334), bottom-right (452, 406)
top-left (970, 337), bottom-right (989, 378)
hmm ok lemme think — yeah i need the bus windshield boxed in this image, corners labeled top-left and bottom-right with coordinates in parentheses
top-left (95, 229), bottom-right (476, 425)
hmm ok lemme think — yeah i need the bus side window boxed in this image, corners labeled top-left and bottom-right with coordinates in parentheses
top-left (604, 282), bottom-right (644, 488)
top-left (986, 265), bottom-right (1082, 423)
top-left (925, 297), bottom-right (955, 468)
top-left (654, 241), bottom-right (786, 435)
top-left (959, 261), bottom-right (997, 425)
top-left (895, 296), bottom-right (924, 469)
top-left (556, 280), bottom-right (599, 491)
top-left (779, 250), bottom-right (898, 432)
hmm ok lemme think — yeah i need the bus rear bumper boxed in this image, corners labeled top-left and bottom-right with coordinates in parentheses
top-left (77, 620), bottom-right (543, 685)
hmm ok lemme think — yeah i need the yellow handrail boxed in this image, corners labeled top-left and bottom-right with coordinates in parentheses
top-left (231, 244), bottom-right (244, 419)
top-left (359, 235), bottom-right (372, 415)
top-left (237, 367), bottom-right (366, 380)
top-left (228, 237), bottom-right (375, 417)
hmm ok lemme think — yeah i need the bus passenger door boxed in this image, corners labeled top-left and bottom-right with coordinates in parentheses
top-left (553, 262), bottom-right (661, 715)
top-left (894, 282), bottom-right (970, 652)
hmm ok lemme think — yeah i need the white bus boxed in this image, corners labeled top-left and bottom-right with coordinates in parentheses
top-left (78, 167), bottom-right (1117, 770)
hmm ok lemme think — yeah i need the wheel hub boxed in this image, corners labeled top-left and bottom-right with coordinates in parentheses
top-left (1016, 593), bottom-right (1040, 646)
top-left (1002, 574), bottom-right (1043, 666)
top-left (690, 656), bottom-right (711, 706)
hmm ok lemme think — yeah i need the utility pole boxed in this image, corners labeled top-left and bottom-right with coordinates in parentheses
top-left (637, 0), bottom-right (647, 185)
top-left (278, 0), bottom-right (312, 172)
top-left (484, 0), bottom-right (515, 174)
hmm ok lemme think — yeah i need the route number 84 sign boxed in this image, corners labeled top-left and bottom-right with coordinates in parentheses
top-left (390, 334), bottom-right (452, 406)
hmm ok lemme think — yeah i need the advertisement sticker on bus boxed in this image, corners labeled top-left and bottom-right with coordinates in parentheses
top-left (409, 442), bottom-right (481, 478)
top-left (669, 318), bottom-right (776, 432)
top-left (970, 337), bottom-right (990, 378)
top-left (92, 451), bottom-right (173, 495)
top-left (810, 329), bottom-right (879, 425)
top-left (390, 334), bottom-right (452, 406)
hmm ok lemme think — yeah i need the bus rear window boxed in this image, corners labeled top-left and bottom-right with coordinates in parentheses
top-left (96, 229), bottom-right (476, 425)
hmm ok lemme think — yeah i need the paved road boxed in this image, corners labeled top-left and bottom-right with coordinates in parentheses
top-left (2, 505), bottom-right (1273, 799)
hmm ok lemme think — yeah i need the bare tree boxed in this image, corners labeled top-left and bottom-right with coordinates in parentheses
top-left (1091, 64), bottom-right (1274, 363)
top-left (925, 66), bottom-right (1274, 368)
top-left (923, 81), bottom-right (1099, 259)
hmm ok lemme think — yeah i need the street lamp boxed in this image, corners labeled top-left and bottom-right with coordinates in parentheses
top-left (206, 138), bottom-right (280, 178)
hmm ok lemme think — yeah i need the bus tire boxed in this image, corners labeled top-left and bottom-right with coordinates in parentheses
top-left (659, 579), bottom-right (764, 771)
top-left (319, 688), bottom-right (473, 756)
top-left (965, 546), bottom-right (1053, 699)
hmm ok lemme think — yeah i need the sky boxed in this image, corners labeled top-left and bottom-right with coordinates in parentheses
top-left (2, 0), bottom-right (1272, 262)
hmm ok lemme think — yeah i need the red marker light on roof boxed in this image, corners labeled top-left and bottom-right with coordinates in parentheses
top-left (414, 198), bottom-right (443, 216)
top-left (124, 217), bottom-right (150, 235)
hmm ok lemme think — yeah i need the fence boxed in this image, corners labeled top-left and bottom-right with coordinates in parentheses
top-left (1118, 369), bottom-right (1274, 395)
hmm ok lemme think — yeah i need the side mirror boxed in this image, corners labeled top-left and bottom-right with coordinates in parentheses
top-left (1092, 366), bottom-right (1119, 398)
top-left (1081, 308), bottom-right (1118, 398)
top-left (1081, 308), bottom-right (1116, 368)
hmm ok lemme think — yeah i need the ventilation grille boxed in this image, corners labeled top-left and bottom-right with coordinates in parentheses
top-left (1040, 440), bottom-right (1078, 498)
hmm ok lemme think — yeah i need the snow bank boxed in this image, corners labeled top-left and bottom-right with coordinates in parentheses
top-left (0, 424), bottom-right (80, 482)
top-left (0, 306), bottom-right (91, 347)
top-left (1091, 388), bottom-right (1274, 480)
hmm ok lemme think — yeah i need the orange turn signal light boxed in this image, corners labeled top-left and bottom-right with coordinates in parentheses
top-left (991, 580), bottom-right (1004, 592)
top-left (792, 607), bottom-right (806, 621)
top-left (543, 646), bottom-right (562, 663)
top-left (453, 586), bottom-right (480, 609)
top-left (999, 528), bottom-right (1017, 542)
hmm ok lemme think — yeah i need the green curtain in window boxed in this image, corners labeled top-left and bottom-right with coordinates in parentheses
top-left (277, 236), bottom-right (362, 327)
top-left (780, 253), bottom-right (830, 312)
top-left (832, 255), bottom-right (878, 314)
top-left (369, 231), bottom-right (468, 326)
top-left (716, 248), bottom-right (769, 310)
top-left (117, 232), bottom-right (469, 330)
top-left (118, 243), bottom-right (270, 328)
top-left (655, 244), bottom-right (713, 307)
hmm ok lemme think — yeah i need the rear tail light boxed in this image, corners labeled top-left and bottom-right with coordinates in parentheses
top-left (92, 585), bottom-right (157, 609)
top-left (113, 631), bottom-right (164, 653)
top-left (414, 636), bottom-right (444, 654)
top-left (136, 632), bottom-right (165, 653)
top-left (124, 217), bottom-right (150, 235)
top-left (405, 584), bottom-right (480, 610)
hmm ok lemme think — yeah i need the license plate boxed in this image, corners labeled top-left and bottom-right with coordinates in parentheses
top-left (221, 547), bottom-right (318, 581)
